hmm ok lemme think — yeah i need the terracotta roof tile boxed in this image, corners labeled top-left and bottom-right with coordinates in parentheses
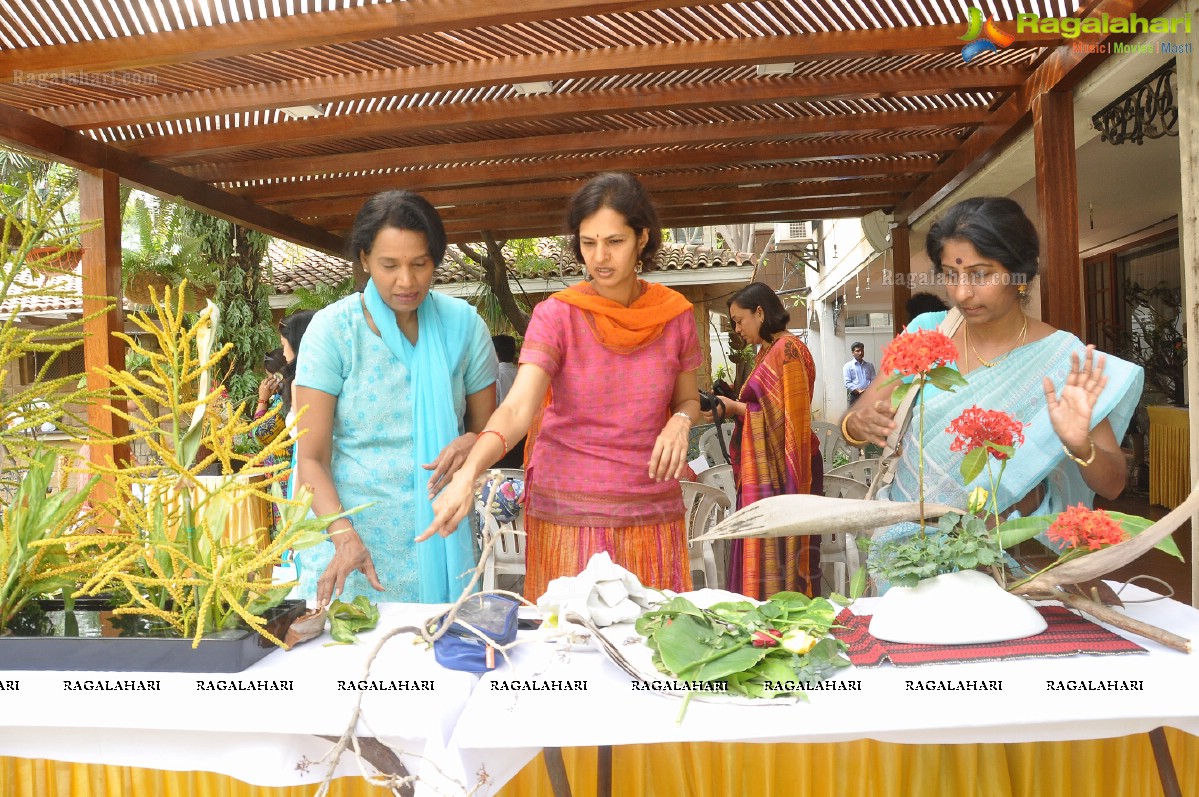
top-left (269, 238), bottom-right (756, 294)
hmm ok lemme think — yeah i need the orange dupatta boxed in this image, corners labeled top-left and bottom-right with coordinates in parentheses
top-left (522, 280), bottom-right (694, 468)
top-left (550, 280), bottom-right (693, 352)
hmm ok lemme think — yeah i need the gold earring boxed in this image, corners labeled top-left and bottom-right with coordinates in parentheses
top-left (1017, 284), bottom-right (1026, 295)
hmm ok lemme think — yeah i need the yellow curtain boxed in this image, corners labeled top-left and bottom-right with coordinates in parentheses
top-left (1148, 405), bottom-right (1190, 509)
top-left (3, 731), bottom-right (1196, 797)
top-left (497, 731), bottom-right (1199, 797)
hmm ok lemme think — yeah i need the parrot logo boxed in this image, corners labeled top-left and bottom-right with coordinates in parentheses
top-left (960, 7), bottom-right (1015, 62)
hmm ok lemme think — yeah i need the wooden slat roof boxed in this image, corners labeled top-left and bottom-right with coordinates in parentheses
top-left (0, 0), bottom-right (1174, 256)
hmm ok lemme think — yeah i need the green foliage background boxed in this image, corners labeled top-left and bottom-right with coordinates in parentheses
top-left (184, 213), bottom-right (274, 409)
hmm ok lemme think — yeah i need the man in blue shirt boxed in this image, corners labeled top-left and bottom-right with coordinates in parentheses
top-left (843, 341), bottom-right (876, 405)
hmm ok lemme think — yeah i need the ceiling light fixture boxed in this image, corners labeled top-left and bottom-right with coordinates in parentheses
top-left (755, 63), bottom-right (795, 77)
top-left (279, 104), bottom-right (325, 120)
top-left (512, 81), bottom-right (554, 96)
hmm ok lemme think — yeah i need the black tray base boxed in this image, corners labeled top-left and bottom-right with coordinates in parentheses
top-left (0, 599), bottom-right (306, 673)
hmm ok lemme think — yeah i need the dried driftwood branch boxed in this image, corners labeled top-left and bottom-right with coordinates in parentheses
top-left (1020, 586), bottom-right (1192, 653)
top-left (694, 493), bottom-right (962, 542)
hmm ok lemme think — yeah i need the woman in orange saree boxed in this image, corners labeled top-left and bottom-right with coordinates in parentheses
top-left (709, 282), bottom-right (822, 598)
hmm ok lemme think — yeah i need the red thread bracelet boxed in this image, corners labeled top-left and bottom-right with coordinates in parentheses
top-left (477, 429), bottom-right (508, 454)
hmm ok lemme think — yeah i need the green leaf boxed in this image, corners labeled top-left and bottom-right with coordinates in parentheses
top-left (1106, 512), bottom-right (1185, 561)
top-left (926, 366), bottom-right (967, 392)
top-left (849, 566), bottom-right (868, 599)
top-left (890, 381), bottom-right (912, 410)
top-left (994, 516), bottom-right (1054, 549)
top-left (959, 447), bottom-right (987, 485)
top-left (327, 596), bottom-right (380, 644)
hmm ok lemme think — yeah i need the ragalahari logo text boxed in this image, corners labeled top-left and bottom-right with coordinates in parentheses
top-left (959, 7), bottom-right (1015, 62)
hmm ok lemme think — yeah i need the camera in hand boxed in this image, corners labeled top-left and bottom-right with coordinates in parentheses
top-left (700, 378), bottom-right (736, 411)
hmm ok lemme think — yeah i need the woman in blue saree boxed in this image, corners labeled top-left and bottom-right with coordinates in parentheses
top-left (841, 197), bottom-right (1143, 573)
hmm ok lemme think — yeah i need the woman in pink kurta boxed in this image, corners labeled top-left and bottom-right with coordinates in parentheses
top-left (517, 287), bottom-right (701, 597)
top-left (424, 173), bottom-right (704, 599)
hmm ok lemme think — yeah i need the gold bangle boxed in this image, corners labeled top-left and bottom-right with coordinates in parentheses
top-left (1062, 435), bottom-right (1097, 468)
top-left (477, 428), bottom-right (508, 455)
top-left (841, 411), bottom-right (870, 448)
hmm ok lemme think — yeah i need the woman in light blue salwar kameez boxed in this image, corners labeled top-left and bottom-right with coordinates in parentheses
top-left (293, 191), bottom-right (497, 605)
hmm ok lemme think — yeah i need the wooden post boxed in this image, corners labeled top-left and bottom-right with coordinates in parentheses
top-left (890, 222), bottom-right (912, 335)
top-left (1032, 91), bottom-right (1083, 339)
top-left (1178, 0), bottom-right (1199, 609)
top-left (78, 169), bottom-right (130, 504)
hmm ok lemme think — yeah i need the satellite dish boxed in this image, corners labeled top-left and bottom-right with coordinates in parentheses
top-left (862, 210), bottom-right (894, 252)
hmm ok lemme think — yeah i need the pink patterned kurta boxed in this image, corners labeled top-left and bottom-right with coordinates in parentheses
top-left (519, 297), bottom-right (702, 527)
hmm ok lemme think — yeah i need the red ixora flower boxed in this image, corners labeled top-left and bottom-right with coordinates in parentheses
top-left (1046, 504), bottom-right (1128, 551)
top-left (880, 329), bottom-right (959, 377)
top-left (946, 406), bottom-right (1026, 460)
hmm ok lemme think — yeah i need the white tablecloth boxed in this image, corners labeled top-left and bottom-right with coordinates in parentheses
top-left (2, 585), bottom-right (1197, 796)
top-left (448, 583), bottom-right (1199, 794)
top-left (0, 603), bottom-right (479, 793)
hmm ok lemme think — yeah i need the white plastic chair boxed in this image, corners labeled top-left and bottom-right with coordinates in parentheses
top-left (698, 422), bottom-right (735, 467)
top-left (819, 474), bottom-right (869, 597)
top-left (679, 480), bottom-right (731, 589)
top-left (826, 457), bottom-right (881, 487)
top-left (811, 419), bottom-right (862, 469)
top-left (696, 463), bottom-right (737, 509)
top-left (476, 468), bottom-right (527, 593)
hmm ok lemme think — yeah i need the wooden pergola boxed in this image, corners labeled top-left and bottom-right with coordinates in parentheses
top-left (0, 0), bottom-right (1182, 471)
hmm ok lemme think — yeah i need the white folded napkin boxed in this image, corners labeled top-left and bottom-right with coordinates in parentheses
top-left (535, 552), bottom-right (660, 627)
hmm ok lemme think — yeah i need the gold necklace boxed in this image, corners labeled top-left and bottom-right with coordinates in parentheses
top-left (965, 315), bottom-right (1028, 368)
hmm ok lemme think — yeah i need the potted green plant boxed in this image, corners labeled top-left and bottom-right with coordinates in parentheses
top-left (121, 195), bottom-right (214, 310)
top-left (0, 284), bottom-right (354, 671)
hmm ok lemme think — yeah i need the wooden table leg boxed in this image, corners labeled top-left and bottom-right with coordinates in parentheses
top-left (597, 745), bottom-right (612, 797)
top-left (1148, 727), bottom-right (1182, 797)
top-left (543, 746), bottom-right (573, 797)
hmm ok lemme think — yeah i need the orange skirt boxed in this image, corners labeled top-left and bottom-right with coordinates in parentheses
top-left (523, 514), bottom-right (693, 601)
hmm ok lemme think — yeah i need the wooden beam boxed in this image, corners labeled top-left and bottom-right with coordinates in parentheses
top-left (78, 168), bottom-right (130, 497)
top-left (0, 1), bottom-right (701, 81)
top-left (228, 139), bottom-right (953, 204)
top-left (442, 204), bottom-right (891, 240)
top-left (1181, 0), bottom-right (1199, 609)
top-left (36, 25), bottom-right (1055, 129)
top-left (343, 193), bottom-right (906, 233)
top-left (126, 67), bottom-right (1028, 161)
top-left (1033, 91), bottom-right (1082, 339)
top-left (442, 205), bottom-right (878, 245)
top-left (0, 103), bottom-right (345, 257)
top-left (894, 0), bottom-right (1180, 225)
top-left (243, 156), bottom-right (940, 206)
top-left (181, 109), bottom-right (983, 182)
top-left (272, 174), bottom-right (922, 219)
top-left (891, 223), bottom-right (912, 335)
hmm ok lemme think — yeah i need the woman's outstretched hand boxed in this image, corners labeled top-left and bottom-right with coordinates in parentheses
top-left (1044, 345), bottom-right (1108, 451)
top-left (423, 433), bottom-right (476, 497)
top-left (649, 414), bottom-right (691, 482)
top-left (419, 468), bottom-right (475, 542)
top-left (317, 527), bottom-right (384, 605)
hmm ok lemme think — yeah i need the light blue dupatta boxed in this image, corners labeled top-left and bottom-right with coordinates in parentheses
top-left (363, 280), bottom-right (477, 602)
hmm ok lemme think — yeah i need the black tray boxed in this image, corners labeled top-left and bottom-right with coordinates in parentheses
top-left (0, 599), bottom-right (306, 673)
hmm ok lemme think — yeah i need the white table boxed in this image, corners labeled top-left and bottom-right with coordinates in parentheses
top-left (0, 603), bottom-right (479, 794)
top-left (2, 586), bottom-right (1197, 797)
top-left (448, 584), bottom-right (1199, 794)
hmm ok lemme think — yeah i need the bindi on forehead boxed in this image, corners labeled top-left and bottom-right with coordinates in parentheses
top-left (955, 257), bottom-right (963, 265)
